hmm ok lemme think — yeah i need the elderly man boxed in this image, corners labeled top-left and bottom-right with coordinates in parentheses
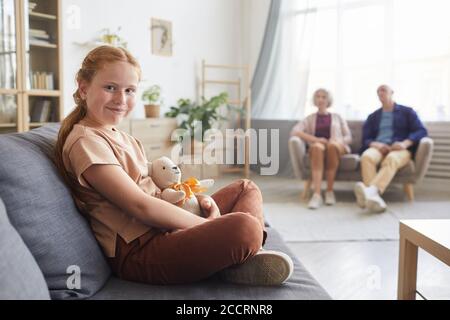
top-left (354, 85), bottom-right (428, 213)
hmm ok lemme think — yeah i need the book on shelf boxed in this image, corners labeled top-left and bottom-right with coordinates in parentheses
top-left (29, 29), bottom-right (48, 36)
top-left (29, 29), bottom-right (54, 46)
top-left (29, 29), bottom-right (50, 40)
top-left (30, 71), bottom-right (54, 90)
top-left (47, 73), bottom-right (54, 90)
top-left (29, 39), bottom-right (54, 46)
top-left (30, 99), bottom-right (52, 123)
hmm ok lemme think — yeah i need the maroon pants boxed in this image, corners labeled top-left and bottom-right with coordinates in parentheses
top-left (108, 179), bottom-right (267, 285)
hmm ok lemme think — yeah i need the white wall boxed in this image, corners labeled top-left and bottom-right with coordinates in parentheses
top-left (61, 0), bottom-right (243, 118)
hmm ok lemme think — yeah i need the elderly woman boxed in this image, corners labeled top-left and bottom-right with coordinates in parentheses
top-left (290, 89), bottom-right (352, 209)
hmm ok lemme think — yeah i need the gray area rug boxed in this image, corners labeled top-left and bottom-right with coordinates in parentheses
top-left (209, 174), bottom-right (450, 243)
top-left (264, 201), bottom-right (450, 242)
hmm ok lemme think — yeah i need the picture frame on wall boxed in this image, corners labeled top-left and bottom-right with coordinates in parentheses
top-left (151, 18), bottom-right (173, 57)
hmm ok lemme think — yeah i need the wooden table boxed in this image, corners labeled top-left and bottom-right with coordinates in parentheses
top-left (398, 219), bottom-right (450, 300)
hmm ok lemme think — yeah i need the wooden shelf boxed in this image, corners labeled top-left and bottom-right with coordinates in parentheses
top-left (0, 123), bottom-right (17, 128)
top-left (29, 12), bottom-right (57, 20)
top-left (0, 0), bottom-right (63, 135)
top-left (29, 42), bottom-right (57, 49)
top-left (201, 59), bottom-right (252, 179)
top-left (204, 80), bottom-right (241, 86)
top-left (204, 63), bottom-right (250, 70)
top-left (27, 90), bottom-right (60, 97)
top-left (0, 89), bottom-right (19, 95)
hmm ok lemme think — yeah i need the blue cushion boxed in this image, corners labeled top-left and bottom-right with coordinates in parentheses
top-left (0, 197), bottom-right (50, 300)
top-left (0, 124), bottom-right (111, 299)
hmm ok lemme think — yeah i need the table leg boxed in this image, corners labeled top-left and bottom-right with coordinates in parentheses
top-left (398, 235), bottom-right (418, 300)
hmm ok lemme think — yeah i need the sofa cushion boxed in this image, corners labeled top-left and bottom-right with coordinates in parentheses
top-left (0, 197), bottom-right (50, 300)
top-left (339, 154), bottom-right (360, 171)
top-left (0, 125), bottom-right (111, 299)
top-left (347, 121), bottom-right (363, 153)
top-left (304, 154), bottom-right (360, 172)
top-left (90, 227), bottom-right (331, 300)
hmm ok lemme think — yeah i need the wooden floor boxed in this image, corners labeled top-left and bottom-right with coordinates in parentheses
top-left (211, 173), bottom-right (450, 300)
top-left (290, 240), bottom-right (450, 300)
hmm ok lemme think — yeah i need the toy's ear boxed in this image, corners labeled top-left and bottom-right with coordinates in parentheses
top-left (147, 161), bottom-right (153, 176)
top-left (173, 156), bottom-right (182, 166)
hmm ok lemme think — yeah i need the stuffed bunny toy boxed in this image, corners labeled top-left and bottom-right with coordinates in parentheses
top-left (148, 156), bottom-right (215, 216)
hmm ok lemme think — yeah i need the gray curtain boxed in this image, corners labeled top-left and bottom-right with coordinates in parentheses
top-left (250, 0), bottom-right (316, 120)
top-left (251, 0), bottom-right (283, 119)
top-left (250, 0), bottom-right (292, 176)
top-left (249, 0), bottom-right (307, 176)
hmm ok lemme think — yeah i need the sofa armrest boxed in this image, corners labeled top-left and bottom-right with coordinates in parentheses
top-left (289, 136), bottom-right (308, 179)
top-left (414, 137), bottom-right (434, 183)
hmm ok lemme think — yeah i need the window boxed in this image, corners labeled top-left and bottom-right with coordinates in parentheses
top-left (298, 0), bottom-right (450, 121)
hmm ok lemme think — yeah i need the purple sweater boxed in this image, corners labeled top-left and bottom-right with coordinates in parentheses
top-left (315, 114), bottom-right (331, 139)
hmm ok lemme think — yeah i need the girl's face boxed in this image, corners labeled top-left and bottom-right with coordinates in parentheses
top-left (314, 91), bottom-right (329, 110)
top-left (79, 61), bottom-right (139, 128)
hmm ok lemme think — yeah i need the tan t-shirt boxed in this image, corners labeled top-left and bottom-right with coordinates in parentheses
top-left (62, 118), bottom-right (160, 257)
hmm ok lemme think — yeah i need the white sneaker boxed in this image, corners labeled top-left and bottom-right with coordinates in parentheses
top-left (325, 191), bottom-right (336, 206)
top-left (219, 250), bottom-right (294, 286)
top-left (353, 182), bottom-right (378, 209)
top-left (366, 194), bottom-right (387, 213)
top-left (308, 193), bottom-right (323, 210)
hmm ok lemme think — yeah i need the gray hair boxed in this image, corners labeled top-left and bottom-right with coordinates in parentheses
top-left (313, 88), bottom-right (333, 108)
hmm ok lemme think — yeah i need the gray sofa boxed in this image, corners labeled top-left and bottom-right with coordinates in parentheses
top-left (289, 120), bottom-right (434, 200)
top-left (0, 124), bottom-right (330, 300)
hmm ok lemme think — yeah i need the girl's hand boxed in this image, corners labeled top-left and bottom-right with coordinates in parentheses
top-left (196, 195), bottom-right (221, 220)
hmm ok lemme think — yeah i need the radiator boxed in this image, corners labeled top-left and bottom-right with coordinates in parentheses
top-left (426, 122), bottom-right (450, 180)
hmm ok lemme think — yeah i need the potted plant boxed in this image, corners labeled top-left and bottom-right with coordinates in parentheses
top-left (164, 92), bottom-right (225, 155)
top-left (101, 27), bottom-right (127, 48)
top-left (142, 85), bottom-right (163, 118)
top-left (165, 92), bottom-right (244, 155)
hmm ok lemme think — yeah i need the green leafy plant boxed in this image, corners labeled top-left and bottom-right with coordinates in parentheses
top-left (165, 92), bottom-right (243, 141)
top-left (142, 85), bottom-right (163, 106)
